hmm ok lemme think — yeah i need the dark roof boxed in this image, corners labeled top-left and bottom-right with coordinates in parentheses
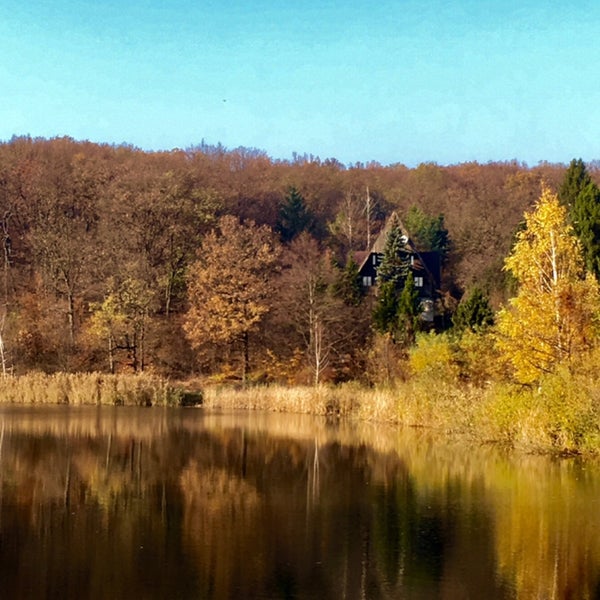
top-left (370, 211), bottom-right (410, 254)
top-left (357, 211), bottom-right (441, 291)
top-left (358, 211), bottom-right (411, 272)
top-left (353, 250), bottom-right (369, 267)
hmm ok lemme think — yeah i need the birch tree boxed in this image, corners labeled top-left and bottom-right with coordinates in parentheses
top-left (495, 187), bottom-right (600, 384)
top-left (277, 233), bottom-right (348, 384)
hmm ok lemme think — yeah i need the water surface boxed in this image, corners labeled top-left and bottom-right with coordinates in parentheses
top-left (0, 405), bottom-right (599, 599)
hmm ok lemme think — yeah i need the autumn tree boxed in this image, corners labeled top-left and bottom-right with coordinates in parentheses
top-left (495, 187), bottom-right (600, 384)
top-left (274, 234), bottom-right (347, 384)
top-left (26, 147), bottom-right (103, 352)
top-left (328, 190), bottom-right (369, 256)
top-left (184, 215), bottom-right (280, 382)
top-left (88, 277), bottom-right (157, 373)
top-left (106, 164), bottom-right (218, 317)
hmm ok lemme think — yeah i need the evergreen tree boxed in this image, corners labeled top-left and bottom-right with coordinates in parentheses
top-left (404, 205), bottom-right (450, 261)
top-left (571, 183), bottom-right (600, 278)
top-left (452, 286), bottom-right (494, 333)
top-left (559, 159), bottom-right (600, 279)
top-left (396, 274), bottom-right (421, 345)
top-left (276, 187), bottom-right (314, 243)
top-left (372, 281), bottom-right (398, 336)
top-left (376, 215), bottom-right (411, 288)
top-left (558, 158), bottom-right (592, 207)
top-left (333, 255), bottom-right (364, 306)
top-left (372, 215), bottom-right (422, 343)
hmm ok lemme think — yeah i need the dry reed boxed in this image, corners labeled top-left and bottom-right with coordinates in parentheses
top-left (0, 372), bottom-right (184, 406)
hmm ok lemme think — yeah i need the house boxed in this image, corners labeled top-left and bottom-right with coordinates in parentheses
top-left (356, 212), bottom-right (441, 322)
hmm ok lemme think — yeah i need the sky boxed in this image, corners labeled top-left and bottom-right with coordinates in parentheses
top-left (2, 0), bottom-right (600, 167)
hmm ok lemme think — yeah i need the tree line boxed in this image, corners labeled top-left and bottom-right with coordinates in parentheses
top-left (0, 135), bottom-right (594, 383)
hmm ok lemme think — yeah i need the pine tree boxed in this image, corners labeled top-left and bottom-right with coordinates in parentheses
top-left (333, 255), bottom-right (364, 306)
top-left (372, 215), bottom-right (421, 343)
top-left (396, 274), bottom-right (421, 345)
top-left (452, 287), bottom-right (494, 333)
top-left (570, 184), bottom-right (600, 279)
top-left (404, 205), bottom-right (450, 261)
top-left (559, 159), bottom-right (600, 279)
top-left (558, 158), bottom-right (591, 207)
top-left (276, 187), bottom-right (314, 243)
top-left (372, 281), bottom-right (398, 335)
top-left (495, 187), bottom-right (600, 384)
top-left (376, 215), bottom-right (411, 288)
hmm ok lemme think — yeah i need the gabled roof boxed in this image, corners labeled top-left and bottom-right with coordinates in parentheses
top-left (357, 211), bottom-right (441, 291)
top-left (357, 211), bottom-right (411, 273)
top-left (369, 211), bottom-right (411, 254)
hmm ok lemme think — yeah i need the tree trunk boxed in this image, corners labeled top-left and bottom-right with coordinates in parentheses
top-left (108, 335), bottom-right (115, 374)
top-left (0, 328), bottom-right (6, 379)
top-left (67, 290), bottom-right (75, 348)
top-left (241, 331), bottom-right (249, 385)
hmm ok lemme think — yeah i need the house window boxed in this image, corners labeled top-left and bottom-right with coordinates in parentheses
top-left (362, 276), bottom-right (373, 287)
top-left (372, 254), bottom-right (378, 265)
top-left (414, 276), bottom-right (424, 288)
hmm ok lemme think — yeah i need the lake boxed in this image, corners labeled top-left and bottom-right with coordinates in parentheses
top-left (0, 404), bottom-right (599, 599)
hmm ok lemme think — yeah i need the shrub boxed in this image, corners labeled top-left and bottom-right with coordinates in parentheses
top-left (409, 332), bottom-right (458, 382)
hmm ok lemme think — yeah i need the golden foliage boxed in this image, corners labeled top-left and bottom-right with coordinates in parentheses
top-left (409, 331), bottom-right (458, 382)
top-left (184, 215), bottom-right (280, 348)
top-left (495, 187), bottom-right (600, 384)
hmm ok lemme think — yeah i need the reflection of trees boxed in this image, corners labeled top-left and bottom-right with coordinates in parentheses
top-left (179, 464), bottom-right (263, 598)
top-left (492, 458), bottom-right (600, 600)
top-left (0, 407), bottom-right (600, 598)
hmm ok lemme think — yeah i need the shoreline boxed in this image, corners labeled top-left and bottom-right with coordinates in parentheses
top-left (0, 372), bottom-right (598, 457)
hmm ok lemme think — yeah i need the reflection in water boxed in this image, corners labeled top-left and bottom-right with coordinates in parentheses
top-left (0, 405), bottom-right (599, 598)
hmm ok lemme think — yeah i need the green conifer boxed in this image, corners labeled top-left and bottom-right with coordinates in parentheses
top-left (396, 274), bottom-right (421, 345)
top-left (559, 159), bottom-right (600, 279)
top-left (334, 255), bottom-right (364, 306)
top-left (376, 215), bottom-right (411, 289)
top-left (277, 187), bottom-right (314, 243)
top-left (372, 281), bottom-right (398, 335)
top-left (452, 286), bottom-right (494, 333)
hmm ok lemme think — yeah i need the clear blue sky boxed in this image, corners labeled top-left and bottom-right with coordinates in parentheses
top-left (2, 0), bottom-right (600, 166)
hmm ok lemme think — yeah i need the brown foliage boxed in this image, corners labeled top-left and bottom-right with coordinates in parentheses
top-left (0, 136), bottom-right (572, 377)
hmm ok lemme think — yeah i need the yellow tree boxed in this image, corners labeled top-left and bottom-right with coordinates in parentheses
top-left (496, 187), bottom-right (600, 384)
top-left (184, 215), bottom-right (280, 382)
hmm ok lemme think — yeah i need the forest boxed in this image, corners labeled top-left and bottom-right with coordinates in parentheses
top-left (0, 135), bottom-right (594, 389)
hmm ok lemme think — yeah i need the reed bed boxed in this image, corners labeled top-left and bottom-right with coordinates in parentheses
top-left (1, 365), bottom-right (599, 455)
top-left (0, 372), bottom-right (184, 407)
top-left (202, 374), bottom-right (600, 456)
top-left (202, 380), bottom-right (479, 427)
